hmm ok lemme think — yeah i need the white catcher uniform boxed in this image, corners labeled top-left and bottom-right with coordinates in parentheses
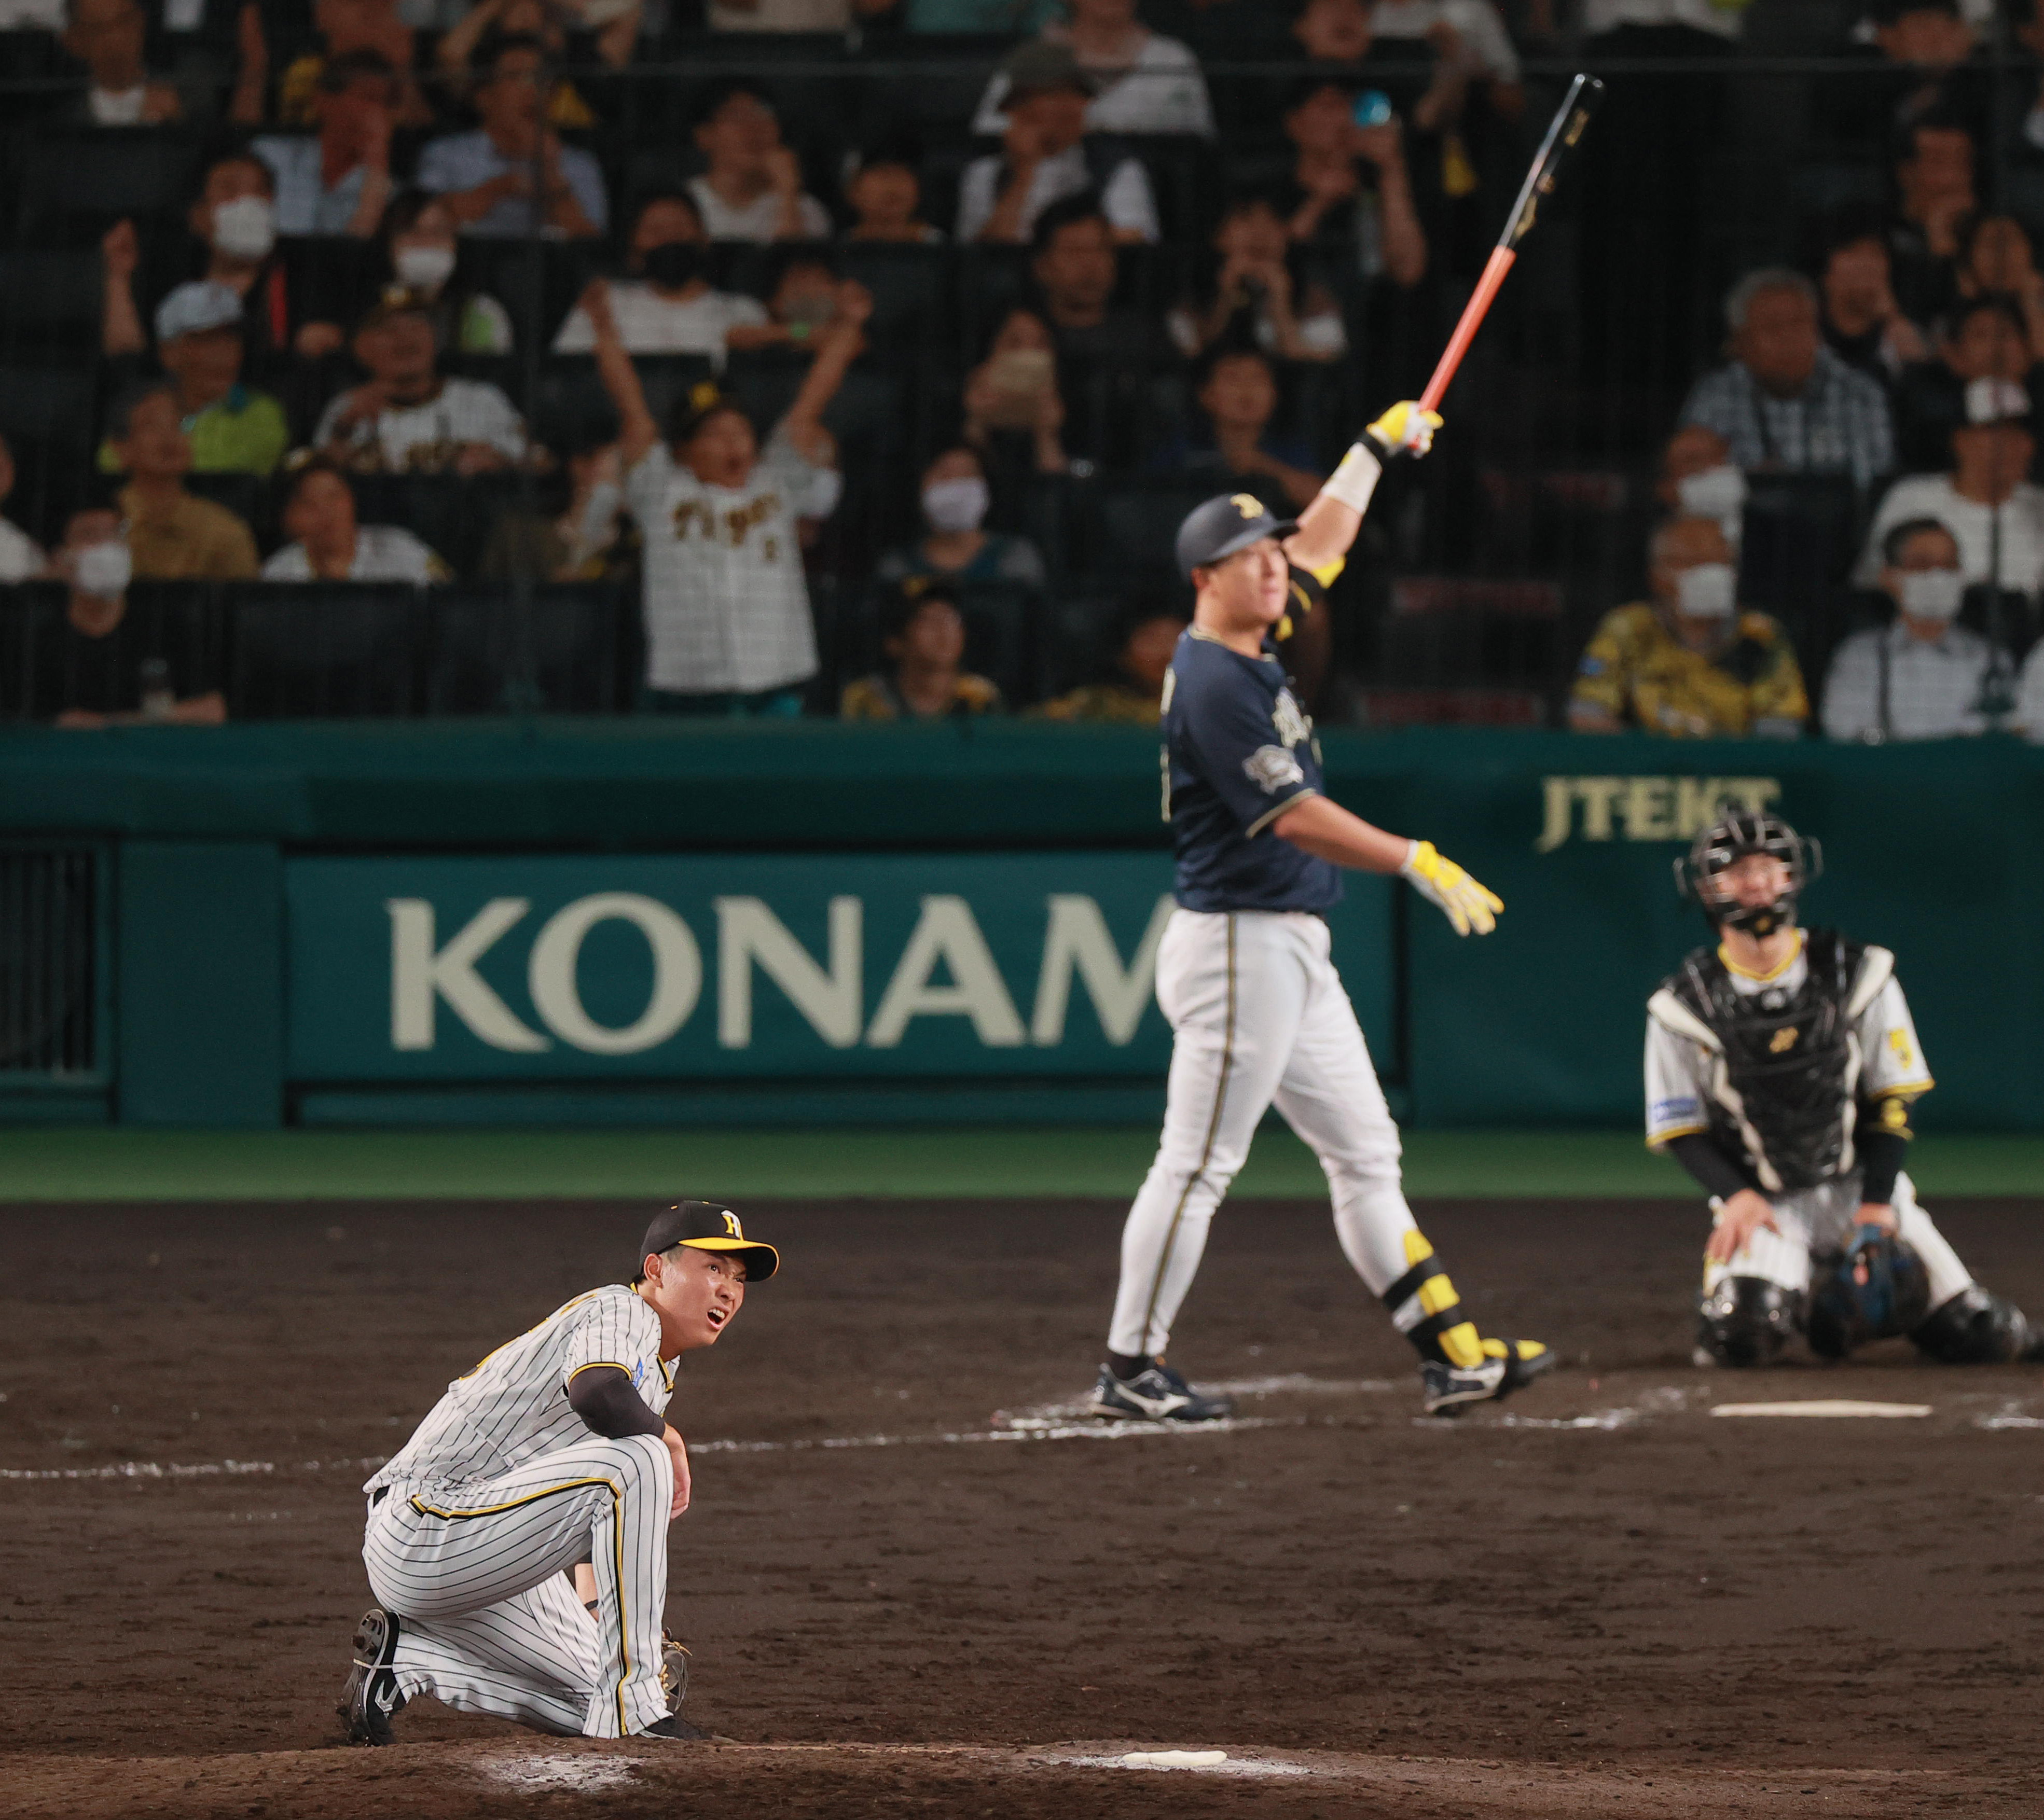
top-left (361, 1284), bottom-right (676, 1738)
top-left (1645, 932), bottom-right (1972, 1312)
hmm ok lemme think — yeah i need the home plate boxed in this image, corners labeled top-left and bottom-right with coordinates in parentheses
top-left (1711, 1399), bottom-right (1931, 1419)
top-left (1122, 1750), bottom-right (1229, 1769)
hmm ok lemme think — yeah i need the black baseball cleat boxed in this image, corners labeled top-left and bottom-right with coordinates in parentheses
top-left (640, 1713), bottom-right (735, 1742)
top-left (337, 1606), bottom-right (405, 1746)
top-left (1088, 1360), bottom-right (1235, 1423)
top-left (1420, 1338), bottom-right (1556, 1415)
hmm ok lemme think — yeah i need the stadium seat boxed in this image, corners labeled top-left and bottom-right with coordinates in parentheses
top-left (225, 582), bottom-right (422, 719)
top-left (425, 584), bottom-right (635, 715)
top-left (12, 129), bottom-right (202, 244)
top-left (0, 251), bottom-right (102, 352)
top-left (346, 474), bottom-right (523, 583)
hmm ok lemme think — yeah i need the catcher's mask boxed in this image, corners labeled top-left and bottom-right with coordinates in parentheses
top-left (1674, 811), bottom-right (1821, 937)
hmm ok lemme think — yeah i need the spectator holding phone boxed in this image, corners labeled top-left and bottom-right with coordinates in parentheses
top-left (1167, 195), bottom-right (1347, 363)
top-left (962, 307), bottom-right (1071, 477)
top-left (1277, 77), bottom-right (1428, 289)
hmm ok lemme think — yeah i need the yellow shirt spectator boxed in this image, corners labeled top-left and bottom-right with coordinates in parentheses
top-left (1569, 514), bottom-right (1806, 739)
top-left (1569, 603), bottom-right (1808, 738)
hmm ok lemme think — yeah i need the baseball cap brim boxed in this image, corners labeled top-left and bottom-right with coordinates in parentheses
top-left (1190, 518), bottom-right (1299, 572)
top-left (672, 1235), bottom-right (779, 1281)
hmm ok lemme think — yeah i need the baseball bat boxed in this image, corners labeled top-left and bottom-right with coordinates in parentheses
top-left (1416, 73), bottom-right (1606, 414)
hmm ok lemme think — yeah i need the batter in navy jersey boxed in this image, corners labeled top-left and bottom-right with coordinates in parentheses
top-left (1089, 404), bottom-right (1558, 1421)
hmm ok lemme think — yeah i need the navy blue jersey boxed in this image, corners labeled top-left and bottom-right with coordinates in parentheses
top-left (1162, 598), bottom-right (1339, 913)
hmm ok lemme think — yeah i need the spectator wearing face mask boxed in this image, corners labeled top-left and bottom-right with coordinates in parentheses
top-left (685, 79), bottom-right (831, 244)
top-left (61, 0), bottom-right (182, 124)
top-left (584, 275), bottom-right (865, 712)
top-left (98, 283), bottom-right (289, 478)
top-left (1657, 424), bottom-right (1747, 549)
top-left (0, 433), bottom-right (47, 583)
top-left (553, 193), bottom-right (770, 363)
top-left (957, 43), bottom-right (1161, 245)
top-left (315, 289), bottom-right (531, 474)
top-left (1679, 268), bottom-right (1896, 491)
top-left (1568, 514), bottom-right (1807, 738)
top-left (971, 0), bottom-right (1214, 140)
top-left (1819, 231), bottom-right (1928, 385)
top-left (261, 456), bottom-right (451, 582)
top-left (41, 505), bottom-right (226, 728)
top-left (104, 381), bottom-right (260, 581)
top-left (381, 190), bottom-right (515, 356)
top-left (875, 448), bottom-right (1048, 592)
top-left (1824, 517), bottom-right (2001, 741)
top-left (1893, 296), bottom-right (2042, 474)
top-left (841, 583), bottom-right (1005, 722)
top-left (102, 157), bottom-right (312, 371)
top-left (1859, 377), bottom-right (2044, 598)
top-left (1032, 606), bottom-right (1186, 724)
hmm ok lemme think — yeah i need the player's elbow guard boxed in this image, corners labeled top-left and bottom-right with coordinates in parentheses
top-left (565, 1366), bottom-right (666, 1440)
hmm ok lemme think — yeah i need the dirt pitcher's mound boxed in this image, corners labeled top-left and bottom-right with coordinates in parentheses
top-left (6, 1738), bottom-right (2029, 1820)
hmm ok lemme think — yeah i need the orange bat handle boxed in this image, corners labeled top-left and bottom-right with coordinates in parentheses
top-left (1417, 245), bottom-right (1517, 415)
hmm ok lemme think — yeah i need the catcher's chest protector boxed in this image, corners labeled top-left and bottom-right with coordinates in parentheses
top-left (1672, 930), bottom-right (1866, 1192)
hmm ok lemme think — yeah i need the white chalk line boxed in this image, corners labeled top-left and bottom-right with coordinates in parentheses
top-left (15, 1382), bottom-right (2041, 1483)
top-left (480, 1754), bottom-right (640, 1794)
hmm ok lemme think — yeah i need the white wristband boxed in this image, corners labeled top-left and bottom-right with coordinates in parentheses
top-left (1321, 440), bottom-right (1383, 515)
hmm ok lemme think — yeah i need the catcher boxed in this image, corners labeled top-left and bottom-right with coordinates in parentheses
top-left (1646, 812), bottom-right (2041, 1367)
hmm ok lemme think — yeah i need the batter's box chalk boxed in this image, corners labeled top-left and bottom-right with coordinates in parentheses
top-left (1122, 1750), bottom-right (1229, 1769)
top-left (1711, 1399), bottom-right (1931, 1419)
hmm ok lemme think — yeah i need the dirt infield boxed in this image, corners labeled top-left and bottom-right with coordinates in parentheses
top-left (4, 1195), bottom-right (2043, 1817)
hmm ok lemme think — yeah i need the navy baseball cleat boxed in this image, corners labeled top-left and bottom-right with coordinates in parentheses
top-left (1089, 1360), bottom-right (1235, 1422)
top-left (338, 1606), bottom-right (405, 1746)
top-left (1420, 1338), bottom-right (1556, 1415)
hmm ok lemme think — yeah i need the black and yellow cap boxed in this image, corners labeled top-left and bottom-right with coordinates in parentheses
top-left (1175, 491), bottom-right (1298, 579)
top-left (636, 1201), bottom-right (779, 1283)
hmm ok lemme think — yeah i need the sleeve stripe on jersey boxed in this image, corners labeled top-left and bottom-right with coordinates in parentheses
top-left (567, 1360), bottom-right (632, 1381)
top-left (1646, 1123), bottom-right (1707, 1148)
top-left (1245, 787), bottom-right (1317, 839)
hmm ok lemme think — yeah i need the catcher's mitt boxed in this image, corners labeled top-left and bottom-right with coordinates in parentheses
top-left (1807, 1222), bottom-right (1931, 1357)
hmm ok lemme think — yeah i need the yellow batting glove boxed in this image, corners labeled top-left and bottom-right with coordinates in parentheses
top-left (1364, 400), bottom-right (1444, 461)
top-left (1400, 840), bottom-right (1503, 936)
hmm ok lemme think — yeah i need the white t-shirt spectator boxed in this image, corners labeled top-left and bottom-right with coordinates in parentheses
top-left (260, 525), bottom-right (450, 584)
top-left (624, 435), bottom-right (825, 694)
top-left (1371, 1), bottom-right (1521, 81)
top-left (551, 282), bottom-right (769, 365)
top-left (419, 130), bottom-right (609, 238)
top-left (686, 176), bottom-right (831, 243)
top-left (955, 143), bottom-right (1159, 243)
top-left (0, 518), bottom-right (44, 583)
top-left (1582, 0), bottom-right (1742, 35)
top-left (1820, 621), bottom-right (1998, 742)
top-left (252, 135), bottom-right (372, 236)
top-left (314, 378), bottom-right (528, 473)
top-left (1855, 474), bottom-right (2044, 598)
top-left (973, 35), bottom-right (1214, 138)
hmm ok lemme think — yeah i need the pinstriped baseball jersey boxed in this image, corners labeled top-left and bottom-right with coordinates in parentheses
top-left (365, 1285), bottom-right (671, 1496)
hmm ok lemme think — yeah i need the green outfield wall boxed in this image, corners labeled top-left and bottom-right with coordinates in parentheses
top-left (1, 720), bottom-right (2037, 1131)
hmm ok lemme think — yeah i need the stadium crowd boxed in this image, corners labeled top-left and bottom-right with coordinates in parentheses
top-left (5, 0), bottom-right (2044, 737)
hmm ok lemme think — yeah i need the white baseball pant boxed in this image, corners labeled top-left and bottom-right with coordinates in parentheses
top-left (362, 1432), bottom-right (673, 1739)
top-left (1703, 1170), bottom-right (1972, 1309)
top-left (1109, 907), bottom-right (1425, 1360)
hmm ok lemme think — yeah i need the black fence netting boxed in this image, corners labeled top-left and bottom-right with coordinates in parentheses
top-left (1, 2), bottom-right (2042, 737)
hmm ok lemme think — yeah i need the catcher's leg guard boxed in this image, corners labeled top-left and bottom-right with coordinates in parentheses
top-left (1911, 1285), bottom-right (2036, 1364)
top-left (1697, 1275), bottom-right (1802, 1366)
